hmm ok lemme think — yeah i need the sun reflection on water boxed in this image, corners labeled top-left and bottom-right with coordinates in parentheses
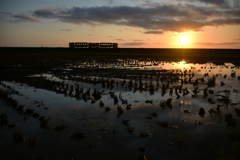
top-left (175, 60), bottom-right (191, 70)
top-left (158, 60), bottom-right (192, 70)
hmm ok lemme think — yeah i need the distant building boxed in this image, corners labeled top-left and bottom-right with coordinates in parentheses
top-left (69, 42), bottom-right (118, 48)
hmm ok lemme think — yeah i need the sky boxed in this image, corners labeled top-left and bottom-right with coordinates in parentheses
top-left (0, 0), bottom-right (240, 48)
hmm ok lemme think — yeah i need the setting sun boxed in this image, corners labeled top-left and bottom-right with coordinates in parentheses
top-left (179, 35), bottom-right (189, 46)
top-left (175, 32), bottom-right (193, 48)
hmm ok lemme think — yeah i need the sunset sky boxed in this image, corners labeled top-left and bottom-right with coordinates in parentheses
top-left (0, 0), bottom-right (240, 48)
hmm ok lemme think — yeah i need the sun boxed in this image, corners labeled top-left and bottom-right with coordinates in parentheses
top-left (179, 35), bottom-right (189, 46)
top-left (176, 32), bottom-right (193, 48)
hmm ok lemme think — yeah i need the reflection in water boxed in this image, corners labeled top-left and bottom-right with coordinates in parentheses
top-left (146, 60), bottom-right (192, 70)
top-left (145, 61), bottom-right (239, 75)
top-left (0, 59), bottom-right (240, 160)
top-left (2, 60), bottom-right (239, 125)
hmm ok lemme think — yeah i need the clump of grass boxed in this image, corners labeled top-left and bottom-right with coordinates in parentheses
top-left (231, 72), bottom-right (236, 78)
top-left (207, 76), bottom-right (216, 87)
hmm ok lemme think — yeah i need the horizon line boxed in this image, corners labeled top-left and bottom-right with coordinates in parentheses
top-left (0, 47), bottom-right (240, 50)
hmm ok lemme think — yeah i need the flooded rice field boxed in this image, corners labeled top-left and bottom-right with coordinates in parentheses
top-left (1, 51), bottom-right (240, 160)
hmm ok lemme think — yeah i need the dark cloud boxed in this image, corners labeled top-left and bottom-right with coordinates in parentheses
top-left (144, 30), bottom-right (163, 34)
top-left (197, 0), bottom-right (226, 5)
top-left (28, 3), bottom-right (239, 32)
top-left (32, 5), bottom-right (193, 32)
top-left (121, 41), bottom-right (145, 47)
top-left (197, 0), bottom-right (240, 8)
top-left (34, 9), bottom-right (57, 18)
top-left (13, 14), bottom-right (38, 22)
top-left (0, 11), bottom-right (38, 22)
top-left (196, 42), bottom-right (240, 47)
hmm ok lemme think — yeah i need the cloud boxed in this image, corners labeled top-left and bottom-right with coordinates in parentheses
top-left (34, 9), bottom-right (57, 18)
top-left (25, 3), bottom-right (238, 32)
top-left (195, 41), bottom-right (240, 47)
top-left (197, 0), bottom-right (226, 5)
top-left (197, 0), bottom-right (240, 8)
top-left (121, 41), bottom-right (145, 47)
top-left (144, 30), bottom-right (163, 34)
top-left (13, 14), bottom-right (38, 22)
top-left (0, 11), bottom-right (38, 23)
top-left (32, 5), bottom-right (194, 32)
